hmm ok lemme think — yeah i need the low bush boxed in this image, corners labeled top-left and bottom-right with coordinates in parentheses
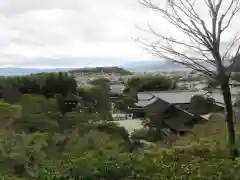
top-left (131, 129), bottom-right (149, 140)
top-left (36, 142), bottom-right (240, 180)
top-left (131, 128), bottom-right (163, 142)
top-left (94, 122), bottom-right (133, 151)
top-left (1, 128), bottom-right (240, 180)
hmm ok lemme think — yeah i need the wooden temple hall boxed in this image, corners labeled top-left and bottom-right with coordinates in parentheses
top-left (129, 90), bottom-right (210, 135)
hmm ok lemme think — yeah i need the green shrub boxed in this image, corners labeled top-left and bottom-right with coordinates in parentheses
top-left (94, 122), bottom-right (132, 151)
top-left (131, 129), bottom-right (149, 140)
top-left (190, 95), bottom-right (216, 115)
top-left (59, 112), bottom-right (90, 129)
top-left (0, 127), bottom-right (238, 180)
top-left (0, 132), bottom-right (48, 178)
top-left (36, 143), bottom-right (240, 180)
top-left (16, 113), bottom-right (59, 133)
top-left (132, 128), bottom-right (163, 142)
top-left (37, 130), bottom-right (136, 180)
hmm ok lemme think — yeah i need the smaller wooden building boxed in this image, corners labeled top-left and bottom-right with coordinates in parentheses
top-left (63, 93), bottom-right (84, 112)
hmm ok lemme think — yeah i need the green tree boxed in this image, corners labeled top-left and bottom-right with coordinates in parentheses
top-left (127, 76), bottom-right (176, 92)
top-left (84, 86), bottom-right (111, 118)
top-left (0, 72), bottom-right (77, 99)
top-left (1, 86), bottom-right (22, 104)
top-left (0, 132), bottom-right (48, 178)
top-left (90, 78), bottom-right (110, 86)
top-left (138, 76), bottom-right (176, 92)
top-left (190, 95), bottom-right (216, 116)
top-left (127, 77), bottom-right (143, 91)
top-left (59, 112), bottom-right (90, 129)
top-left (0, 101), bottom-right (22, 122)
top-left (17, 95), bottom-right (59, 133)
top-left (0, 101), bottom-right (22, 140)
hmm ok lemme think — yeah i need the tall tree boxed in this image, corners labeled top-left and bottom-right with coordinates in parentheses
top-left (138, 0), bottom-right (240, 159)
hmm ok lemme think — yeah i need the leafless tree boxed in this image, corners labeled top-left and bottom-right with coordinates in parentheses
top-left (138, 0), bottom-right (240, 159)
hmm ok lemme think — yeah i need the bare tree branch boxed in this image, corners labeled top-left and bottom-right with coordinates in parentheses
top-left (138, 0), bottom-right (240, 74)
top-left (138, 0), bottom-right (240, 160)
top-left (222, 32), bottom-right (240, 62)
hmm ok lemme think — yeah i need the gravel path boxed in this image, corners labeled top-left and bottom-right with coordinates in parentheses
top-left (113, 119), bottom-right (143, 134)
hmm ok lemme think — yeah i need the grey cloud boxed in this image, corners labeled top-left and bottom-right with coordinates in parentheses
top-left (0, 56), bottom-right (126, 67)
top-left (0, 0), bottom-right (83, 16)
top-left (1, 7), bottom-right (126, 48)
top-left (10, 37), bottom-right (47, 46)
top-left (0, 0), bottom-right (156, 67)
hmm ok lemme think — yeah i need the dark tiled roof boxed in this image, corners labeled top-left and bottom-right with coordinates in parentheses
top-left (163, 106), bottom-right (194, 132)
top-left (135, 97), bottom-right (158, 107)
top-left (137, 90), bottom-right (206, 104)
top-left (137, 93), bottom-right (154, 101)
top-left (164, 118), bottom-right (191, 132)
top-left (144, 98), bottom-right (171, 117)
top-left (153, 90), bottom-right (206, 104)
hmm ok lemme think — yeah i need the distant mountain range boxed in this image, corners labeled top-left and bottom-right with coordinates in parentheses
top-left (0, 61), bottom-right (189, 76)
top-left (0, 68), bottom-right (68, 76)
top-left (122, 60), bottom-right (187, 72)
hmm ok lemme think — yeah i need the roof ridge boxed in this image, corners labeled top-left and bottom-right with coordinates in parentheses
top-left (153, 90), bottom-right (201, 93)
top-left (138, 90), bottom-right (199, 94)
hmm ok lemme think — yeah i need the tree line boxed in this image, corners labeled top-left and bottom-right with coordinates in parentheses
top-left (0, 72), bottom-right (77, 103)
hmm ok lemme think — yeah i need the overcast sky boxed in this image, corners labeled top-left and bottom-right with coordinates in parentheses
top-left (0, 0), bottom-right (161, 68)
top-left (1, 0), bottom-right (239, 68)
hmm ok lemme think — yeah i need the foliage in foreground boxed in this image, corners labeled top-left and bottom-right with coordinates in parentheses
top-left (37, 140), bottom-right (240, 180)
top-left (1, 127), bottom-right (240, 179)
top-left (0, 73), bottom-right (240, 179)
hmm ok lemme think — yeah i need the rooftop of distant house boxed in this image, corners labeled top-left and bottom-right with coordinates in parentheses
top-left (137, 90), bottom-right (207, 104)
